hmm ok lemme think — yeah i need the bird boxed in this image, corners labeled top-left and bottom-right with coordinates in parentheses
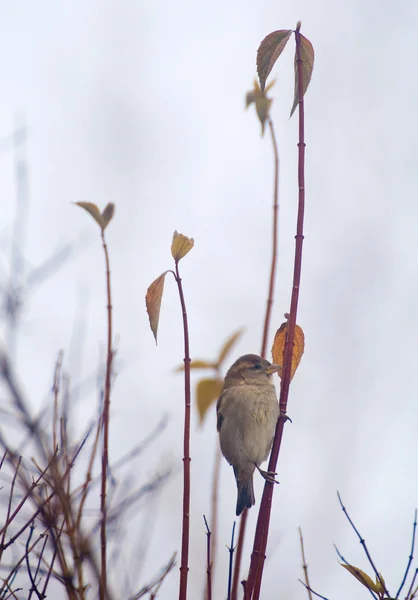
top-left (216, 354), bottom-right (282, 516)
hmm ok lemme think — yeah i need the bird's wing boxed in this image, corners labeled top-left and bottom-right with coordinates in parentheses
top-left (216, 390), bottom-right (226, 432)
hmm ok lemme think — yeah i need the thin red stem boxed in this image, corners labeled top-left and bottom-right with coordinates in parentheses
top-left (175, 261), bottom-right (191, 600)
top-left (244, 23), bottom-right (306, 600)
top-left (232, 105), bottom-right (281, 600)
top-left (100, 229), bottom-right (113, 600)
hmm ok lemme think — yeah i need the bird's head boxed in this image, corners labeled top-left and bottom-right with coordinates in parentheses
top-left (224, 354), bottom-right (282, 387)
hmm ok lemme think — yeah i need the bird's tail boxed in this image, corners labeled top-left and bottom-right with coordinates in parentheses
top-left (235, 473), bottom-right (255, 516)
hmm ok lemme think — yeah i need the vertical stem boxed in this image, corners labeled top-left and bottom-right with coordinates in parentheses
top-left (232, 116), bottom-right (280, 600)
top-left (100, 229), bottom-right (113, 600)
top-left (299, 527), bottom-right (313, 600)
top-left (203, 516), bottom-right (212, 600)
top-left (244, 23), bottom-right (306, 600)
top-left (260, 118), bottom-right (280, 359)
top-left (175, 261), bottom-right (191, 600)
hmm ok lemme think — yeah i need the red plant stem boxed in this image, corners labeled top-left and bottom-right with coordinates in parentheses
top-left (260, 118), bottom-right (280, 359)
top-left (232, 106), bottom-right (281, 600)
top-left (100, 229), bottom-right (113, 600)
top-left (244, 23), bottom-right (306, 600)
top-left (175, 261), bottom-right (191, 600)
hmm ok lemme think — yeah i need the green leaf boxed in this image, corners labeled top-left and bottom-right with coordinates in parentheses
top-left (146, 271), bottom-right (169, 343)
top-left (340, 564), bottom-right (380, 593)
top-left (257, 29), bottom-right (293, 91)
top-left (290, 33), bottom-right (314, 117)
top-left (75, 202), bottom-right (105, 229)
top-left (217, 329), bottom-right (244, 367)
top-left (196, 378), bottom-right (223, 425)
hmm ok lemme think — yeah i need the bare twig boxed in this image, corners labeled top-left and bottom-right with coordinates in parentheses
top-left (299, 528), bottom-right (313, 600)
top-left (396, 509), bottom-right (417, 598)
top-left (227, 522), bottom-right (236, 600)
top-left (129, 553), bottom-right (176, 600)
top-left (298, 579), bottom-right (330, 600)
top-left (337, 492), bottom-right (390, 598)
top-left (203, 516), bottom-right (212, 600)
top-left (99, 228), bottom-right (113, 600)
top-left (174, 261), bottom-right (191, 600)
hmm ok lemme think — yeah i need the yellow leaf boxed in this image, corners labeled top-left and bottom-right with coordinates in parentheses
top-left (271, 322), bottom-right (305, 380)
top-left (340, 564), bottom-right (380, 593)
top-left (290, 33), bottom-right (315, 117)
top-left (75, 202), bottom-right (105, 229)
top-left (256, 29), bottom-right (293, 91)
top-left (171, 231), bottom-right (194, 262)
top-left (145, 271), bottom-right (169, 344)
top-left (375, 573), bottom-right (386, 594)
top-left (217, 329), bottom-right (244, 367)
top-left (102, 203), bottom-right (115, 230)
top-left (255, 95), bottom-right (273, 137)
top-left (175, 360), bottom-right (216, 372)
top-left (196, 378), bottom-right (223, 425)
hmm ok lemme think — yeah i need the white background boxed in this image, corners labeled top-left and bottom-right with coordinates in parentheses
top-left (0, 1), bottom-right (417, 599)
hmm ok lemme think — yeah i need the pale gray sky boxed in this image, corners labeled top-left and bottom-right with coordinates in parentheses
top-left (0, 1), bottom-right (418, 598)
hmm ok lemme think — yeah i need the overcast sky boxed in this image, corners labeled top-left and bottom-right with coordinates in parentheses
top-left (1, 1), bottom-right (418, 599)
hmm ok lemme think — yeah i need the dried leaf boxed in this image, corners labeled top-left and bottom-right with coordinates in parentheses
top-left (146, 271), bottom-right (169, 343)
top-left (257, 29), bottom-right (293, 91)
top-left (271, 322), bottom-right (305, 380)
top-left (196, 378), bottom-right (223, 425)
top-left (245, 80), bottom-right (275, 137)
top-left (102, 203), bottom-right (115, 230)
top-left (171, 231), bottom-right (194, 262)
top-left (75, 202), bottom-right (105, 229)
top-left (340, 564), bottom-right (380, 593)
top-left (217, 329), bottom-right (244, 367)
top-left (175, 360), bottom-right (217, 372)
top-left (255, 95), bottom-right (273, 137)
top-left (375, 573), bottom-right (386, 595)
top-left (290, 33), bottom-right (314, 117)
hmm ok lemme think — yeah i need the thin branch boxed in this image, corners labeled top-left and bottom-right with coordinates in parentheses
top-left (129, 553), bottom-right (176, 600)
top-left (227, 522), bottom-right (236, 600)
top-left (396, 509), bottom-right (417, 598)
top-left (334, 545), bottom-right (378, 600)
top-left (203, 516), bottom-right (212, 600)
top-left (298, 580), bottom-right (330, 600)
top-left (299, 528), bottom-right (313, 600)
top-left (337, 492), bottom-right (390, 598)
top-left (99, 228), bottom-right (113, 600)
top-left (406, 568), bottom-right (418, 600)
top-left (0, 457), bottom-right (22, 561)
top-left (174, 261), bottom-right (191, 600)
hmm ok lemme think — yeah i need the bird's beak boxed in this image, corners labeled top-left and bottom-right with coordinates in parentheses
top-left (265, 363), bottom-right (282, 375)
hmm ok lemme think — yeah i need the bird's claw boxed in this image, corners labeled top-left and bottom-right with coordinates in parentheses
top-left (256, 465), bottom-right (279, 484)
top-left (280, 413), bottom-right (292, 424)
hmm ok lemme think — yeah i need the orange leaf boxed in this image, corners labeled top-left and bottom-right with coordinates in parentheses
top-left (217, 329), bottom-right (244, 367)
top-left (75, 202), bottom-right (105, 229)
top-left (196, 378), bottom-right (223, 425)
top-left (290, 33), bottom-right (314, 117)
top-left (146, 271), bottom-right (169, 343)
top-left (340, 564), bottom-right (380, 594)
top-left (257, 29), bottom-right (293, 92)
top-left (171, 231), bottom-right (194, 262)
top-left (101, 203), bottom-right (115, 230)
top-left (271, 322), bottom-right (305, 380)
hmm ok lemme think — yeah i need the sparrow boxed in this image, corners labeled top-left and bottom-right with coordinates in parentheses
top-left (216, 354), bottom-right (281, 516)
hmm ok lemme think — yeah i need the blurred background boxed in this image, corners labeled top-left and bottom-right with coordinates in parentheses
top-left (0, 1), bottom-right (417, 598)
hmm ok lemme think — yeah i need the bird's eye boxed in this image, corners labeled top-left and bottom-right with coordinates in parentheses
top-left (252, 363), bottom-right (262, 370)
